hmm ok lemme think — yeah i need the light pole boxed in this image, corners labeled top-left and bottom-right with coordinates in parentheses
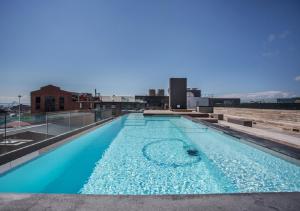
top-left (18, 95), bottom-right (22, 127)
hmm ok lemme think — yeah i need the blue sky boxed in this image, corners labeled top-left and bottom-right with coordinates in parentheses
top-left (0, 0), bottom-right (299, 103)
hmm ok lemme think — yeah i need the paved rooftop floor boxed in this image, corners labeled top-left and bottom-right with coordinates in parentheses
top-left (0, 192), bottom-right (300, 211)
top-left (218, 120), bottom-right (300, 149)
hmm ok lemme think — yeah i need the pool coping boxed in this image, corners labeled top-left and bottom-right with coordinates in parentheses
top-left (0, 117), bottom-right (115, 173)
top-left (184, 116), bottom-right (300, 161)
top-left (0, 192), bottom-right (299, 211)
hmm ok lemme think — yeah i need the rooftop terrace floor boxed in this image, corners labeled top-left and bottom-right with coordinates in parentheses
top-left (218, 120), bottom-right (300, 149)
top-left (0, 192), bottom-right (299, 211)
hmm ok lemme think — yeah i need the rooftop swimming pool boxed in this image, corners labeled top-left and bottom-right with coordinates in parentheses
top-left (0, 113), bottom-right (299, 194)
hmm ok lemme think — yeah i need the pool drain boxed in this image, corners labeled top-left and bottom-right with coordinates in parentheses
top-left (187, 149), bottom-right (199, 156)
top-left (183, 145), bottom-right (199, 156)
top-left (142, 138), bottom-right (201, 168)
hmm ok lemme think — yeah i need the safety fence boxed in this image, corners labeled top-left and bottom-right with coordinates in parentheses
top-left (0, 109), bottom-right (112, 155)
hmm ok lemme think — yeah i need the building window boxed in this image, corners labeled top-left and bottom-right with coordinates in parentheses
top-left (72, 94), bottom-right (79, 102)
top-left (35, 97), bottom-right (41, 110)
top-left (45, 96), bottom-right (56, 112)
top-left (59, 97), bottom-right (64, 110)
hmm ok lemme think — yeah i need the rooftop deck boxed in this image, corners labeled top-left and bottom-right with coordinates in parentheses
top-left (0, 192), bottom-right (299, 211)
top-left (1, 112), bottom-right (300, 211)
top-left (218, 120), bottom-right (300, 149)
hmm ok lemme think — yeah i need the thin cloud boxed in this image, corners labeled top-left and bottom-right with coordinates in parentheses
top-left (278, 30), bottom-right (290, 39)
top-left (266, 30), bottom-right (290, 43)
top-left (262, 30), bottom-right (291, 57)
top-left (262, 50), bottom-right (280, 57)
top-left (220, 91), bottom-right (295, 101)
top-left (267, 34), bottom-right (276, 43)
top-left (295, 76), bottom-right (300, 81)
top-left (0, 96), bottom-right (30, 104)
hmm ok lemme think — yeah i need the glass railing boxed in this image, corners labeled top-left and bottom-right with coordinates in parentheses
top-left (0, 109), bottom-right (113, 155)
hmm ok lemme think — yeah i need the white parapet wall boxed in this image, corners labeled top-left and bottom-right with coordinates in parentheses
top-left (187, 97), bottom-right (210, 109)
top-left (214, 107), bottom-right (300, 131)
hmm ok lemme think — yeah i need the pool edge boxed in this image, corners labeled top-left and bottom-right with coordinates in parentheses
top-left (0, 192), bottom-right (299, 211)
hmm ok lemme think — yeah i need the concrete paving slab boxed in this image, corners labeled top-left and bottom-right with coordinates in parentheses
top-left (0, 192), bottom-right (299, 211)
top-left (219, 120), bottom-right (300, 149)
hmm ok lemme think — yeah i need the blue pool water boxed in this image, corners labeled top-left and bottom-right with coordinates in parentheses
top-left (0, 113), bottom-right (299, 194)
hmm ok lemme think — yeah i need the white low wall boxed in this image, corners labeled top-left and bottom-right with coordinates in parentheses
top-left (214, 107), bottom-right (300, 130)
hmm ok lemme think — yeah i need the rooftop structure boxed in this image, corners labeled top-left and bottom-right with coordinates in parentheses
top-left (30, 85), bottom-right (100, 113)
top-left (187, 88), bottom-right (202, 109)
top-left (94, 95), bottom-right (145, 116)
top-left (157, 89), bottom-right (165, 96)
top-left (169, 78), bottom-right (187, 109)
top-left (135, 95), bottom-right (169, 110)
top-left (187, 88), bottom-right (201, 97)
top-left (277, 97), bottom-right (300, 104)
top-left (101, 96), bottom-right (143, 103)
top-left (148, 89), bottom-right (156, 96)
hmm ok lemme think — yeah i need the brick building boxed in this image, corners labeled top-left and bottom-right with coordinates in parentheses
top-left (31, 85), bottom-right (99, 113)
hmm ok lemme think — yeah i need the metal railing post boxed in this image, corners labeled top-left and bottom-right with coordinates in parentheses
top-left (83, 113), bottom-right (86, 126)
top-left (46, 113), bottom-right (48, 138)
top-left (4, 113), bottom-right (7, 144)
top-left (69, 112), bottom-right (71, 131)
top-left (82, 112), bottom-right (84, 127)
